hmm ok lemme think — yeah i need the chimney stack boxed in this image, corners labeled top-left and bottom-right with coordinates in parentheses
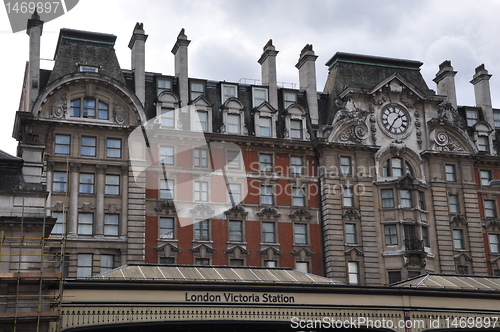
top-left (296, 44), bottom-right (318, 125)
top-left (471, 64), bottom-right (494, 128)
top-left (171, 29), bottom-right (191, 107)
top-left (26, 11), bottom-right (43, 112)
top-left (258, 39), bottom-right (279, 109)
top-left (433, 60), bottom-right (457, 109)
top-left (128, 23), bottom-right (148, 106)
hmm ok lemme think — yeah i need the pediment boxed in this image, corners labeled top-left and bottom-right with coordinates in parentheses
top-left (427, 120), bottom-right (476, 154)
top-left (368, 73), bottom-right (427, 100)
top-left (254, 100), bottom-right (276, 113)
top-left (158, 91), bottom-right (179, 104)
top-left (286, 104), bottom-right (305, 116)
top-left (222, 97), bottom-right (244, 110)
top-left (191, 95), bottom-right (211, 108)
top-left (473, 121), bottom-right (493, 133)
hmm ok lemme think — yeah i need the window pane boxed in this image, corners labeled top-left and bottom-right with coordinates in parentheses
top-left (222, 85), bottom-right (237, 103)
top-left (445, 165), bottom-right (456, 181)
top-left (100, 255), bottom-right (114, 273)
top-left (484, 200), bottom-right (497, 218)
top-left (293, 187), bottom-right (306, 207)
top-left (453, 229), bottom-right (464, 249)
top-left (55, 135), bottom-right (71, 154)
top-left (77, 254), bottom-right (92, 278)
top-left (343, 187), bottom-right (353, 207)
top-left (51, 212), bottom-right (65, 235)
top-left (195, 111), bottom-right (208, 132)
top-left (262, 222), bottom-right (275, 243)
top-left (392, 158), bottom-right (402, 177)
top-left (284, 92), bottom-right (296, 109)
top-left (259, 154), bottom-right (273, 172)
top-left (161, 108), bottom-right (175, 127)
top-left (194, 219), bottom-right (209, 241)
top-left (466, 110), bottom-right (478, 126)
top-left (227, 150), bottom-right (241, 170)
top-left (259, 117), bottom-right (272, 137)
top-left (253, 88), bottom-right (268, 107)
top-left (295, 262), bottom-right (309, 273)
top-left (83, 99), bottom-right (96, 117)
top-left (340, 157), bottom-right (351, 175)
top-left (53, 171), bottom-right (67, 192)
top-left (81, 137), bottom-right (96, 156)
top-left (489, 234), bottom-right (500, 253)
top-left (78, 213), bottom-right (93, 235)
top-left (194, 148), bottom-right (209, 168)
top-left (480, 170), bottom-right (492, 186)
top-left (104, 214), bottom-right (119, 236)
top-left (227, 114), bottom-right (240, 134)
top-left (400, 189), bottom-right (412, 208)
top-left (160, 217), bottom-right (174, 239)
top-left (381, 189), bottom-right (394, 208)
top-left (105, 175), bottom-right (120, 195)
top-left (190, 82), bottom-right (204, 100)
top-left (290, 119), bottom-right (303, 139)
top-left (385, 225), bottom-right (398, 245)
top-left (290, 156), bottom-right (304, 175)
top-left (194, 181), bottom-right (208, 201)
top-left (348, 261), bottom-right (359, 284)
top-left (98, 101), bottom-right (109, 119)
top-left (160, 146), bottom-right (174, 165)
top-left (157, 78), bottom-right (171, 95)
top-left (229, 184), bottom-right (242, 204)
top-left (70, 99), bottom-right (80, 117)
top-left (229, 220), bottom-right (243, 242)
top-left (294, 224), bottom-right (307, 244)
top-left (345, 224), bottom-right (357, 244)
top-left (449, 195), bottom-right (459, 213)
top-left (107, 139), bottom-right (121, 158)
top-left (261, 185), bottom-right (273, 205)
top-left (478, 136), bottom-right (489, 152)
top-left (160, 180), bottom-right (174, 199)
top-left (79, 173), bottom-right (95, 194)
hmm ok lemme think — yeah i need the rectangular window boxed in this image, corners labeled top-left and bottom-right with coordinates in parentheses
top-left (259, 153), bottom-right (273, 172)
top-left (388, 271), bottom-right (402, 284)
top-left (261, 185), bottom-right (273, 205)
top-left (81, 136), bottom-right (96, 157)
top-left (98, 101), bottom-right (109, 120)
top-left (495, 111), bottom-right (500, 128)
top-left (345, 224), bottom-right (357, 244)
top-left (157, 78), bottom-right (171, 95)
top-left (55, 134), bottom-right (71, 154)
top-left (264, 260), bottom-right (277, 268)
top-left (106, 139), bottom-right (121, 158)
top-left (294, 224), bottom-right (307, 244)
top-left (295, 262), bottom-right (309, 273)
top-left (445, 165), bottom-right (456, 182)
top-left (159, 146), bottom-right (174, 165)
top-left (484, 200), bottom-right (497, 218)
top-left (229, 220), bottom-right (243, 242)
top-left (194, 148), bottom-right (209, 168)
top-left (457, 265), bottom-right (469, 275)
top-left (190, 82), bottom-right (204, 101)
top-left (160, 179), bottom-right (174, 200)
top-left (105, 175), bottom-right (120, 195)
top-left (70, 99), bottom-right (80, 117)
top-left (418, 191), bottom-right (426, 210)
top-left (259, 117), bottom-right (272, 137)
top-left (290, 156), bottom-right (304, 175)
top-left (76, 254), bottom-right (92, 278)
top-left (466, 109), bottom-right (478, 126)
top-left (194, 219), bottom-right (210, 241)
top-left (252, 87), bottom-right (268, 107)
top-left (77, 213), bottom-right (93, 235)
top-left (227, 114), bottom-right (241, 134)
top-left (195, 258), bottom-right (210, 266)
top-left (51, 212), bottom-right (65, 235)
top-left (229, 183), bottom-right (242, 204)
top-left (422, 227), bottom-right (429, 247)
top-left (262, 222), bottom-right (276, 243)
top-left (478, 136), bottom-right (489, 152)
top-left (160, 108), bottom-right (175, 128)
top-left (227, 150), bottom-right (241, 170)
top-left (79, 173), bottom-right (95, 194)
top-left (100, 254), bottom-right (114, 274)
top-left (449, 194), bottom-right (459, 213)
top-left (160, 257), bottom-right (175, 265)
top-left (381, 189), bottom-right (394, 208)
top-left (391, 158), bottom-right (403, 177)
top-left (348, 261), bottom-right (359, 285)
top-left (290, 119), bottom-right (303, 139)
top-left (400, 189), bottom-right (412, 208)
top-left (194, 181), bottom-right (208, 202)
top-left (229, 259), bottom-right (244, 266)
top-left (340, 156), bottom-right (352, 175)
top-left (83, 98), bottom-right (96, 117)
top-left (453, 229), bottom-right (464, 249)
top-left (480, 170), bottom-right (492, 186)
top-left (283, 91), bottom-right (297, 109)
top-left (222, 84), bottom-right (237, 103)
top-left (343, 187), bottom-right (354, 207)
top-left (489, 234), bottom-right (500, 253)
top-left (384, 224), bottom-right (398, 245)
top-left (196, 110), bottom-right (208, 132)
top-left (104, 214), bottom-right (119, 236)
top-left (292, 187), bottom-right (306, 207)
top-left (53, 171), bottom-right (67, 192)
top-left (159, 217), bottom-right (174, 239)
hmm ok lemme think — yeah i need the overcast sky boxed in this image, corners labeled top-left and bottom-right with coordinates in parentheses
top-left (1, 0), bottom-right (499, 156)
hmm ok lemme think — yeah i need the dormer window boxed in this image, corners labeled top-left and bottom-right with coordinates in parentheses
top-left (222, 84), bottom-right (237, 103)
top-left (283, 91), bottom-right (297, 109)
top-left (258, 117), bottom-right (272, 137)
top-left (466, 109), bottom-right (479, 127)
top-left (79, 65), bottom-right (98, 73)
top-left (160, 108), bottom-right (175, 128)
top-left (190, 81), bottom-right (205, 101)
top-left (285, 105), bottom-right (307, 140)
top-left (157, 78), bottom-right (172, 96)
top-left (222, 98), bottom-right (246, 136)
top-left (290, 119), bottom-right (303, 139)
top-left (252, 87), bottom-right (268, 107)
top-left (227, 114), bottom-right (241, 134)
top-left (478, 136), bottom-right (490, 152)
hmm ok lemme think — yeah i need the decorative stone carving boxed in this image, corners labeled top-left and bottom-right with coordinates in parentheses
top-left (155, 200), bottom-right (177, 214)
top-left (224, 245), bottom-right (249, 259)
top-left (345, 247), bottom-right (364, 260)
top-left (80, 202), bottom-right (93, 213)
top-left (332, 98), bottom-right (369, 126)
top-left (437, 103), bottom-right (466, 129)
top-left (190, 243), bottom-right (216, 259)
top-left (96, 164), bottom-right (107, 174)
top-left (258, 246), bottom-right (282, 260)
top-left (256, 206), bottom-right (281, 220)
top-left (190, 203), bottom-right (215, 217)
top-left (50, 93), bottom-right (67, 119)
top-left (342, 208), bottom-right (361, 220)
top-left (414, 110), bottom-right (422, 148)
top-left (113, 102), bottom-right (128, 125)
top-left (432, 129), bottom-right (464, 152)
top-left (224, 205), bottom-right (248, 219)
top-left (450, 214), bottom-right (468, 226)
top-left (404, 254), bottom-right (427, 268)
top-left (484, 219), bottom-right (500, 231)
top-left (390, 139), bottom-right (406, 157)
top-left (69, 162), bottom-right (82, 172)
top-left (22, 127), bottom-right (39, 143)
top-left (154, 243), bottom-right (180, 257)
top-left (291, 247), bottom-right (314, 261)
top-left (288, 208), bottom-right (312, 221)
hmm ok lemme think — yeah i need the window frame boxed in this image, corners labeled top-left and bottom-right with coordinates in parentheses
top-left (343, 187), bottom-right (354, 207)
top-left (76, 253), bottom-right (93, 278)
top-left (381, 189), bottom-right (395, 208)
top-left (345, 223), bottom-right (357, 244)
top-left (193, 148), bottom-right (209, 168)
top-left (227, 113), bottom-right (241, 135)
top-left (79, 173), bottom-right (95, 194)
top-left (480, 170), bottom-right (492, 187)
top-left (478, 136), bottom-right (490, 152)
top-left (283, 90), bottom-right (297, 109)
top-left (194, 219), bottom-right (210, 241)
top-left (449, 194), bottom-right (460, 214)
top-left (260, 185), bottom-right (274, 205)
top-left (105, 174), bottom-right (120, 195)
top-left (227, 150), bottom-right (241, 170)
top-left (190, 81), bottom-right (205, 101)
top-left (159, 146), bottom-right (175, 165)
top-left (160, 179), bottom-right (174, 200)
top-left (484, 199), bottom-right (497, 218)
top-left (157, 77), bottom-right (172, 96)
top-left (340, 156), bottom-right (352, 175)
top-left (51, 212), bottom-right (65, 235)
top-left (494, 111), bottom-right (500, 128)
top-left (228, 220), bottom-right (243, 242)
top-left (106, 138), bottom-right (121, 158)
top-left (258, 116), bottom-right (273, 137)
top-left (221, 84), bottom-right (238, 104)
top-left (384, 224), bottom-right (398, 245)
top-left (80, 136), bottom-right (97, 157)
top-left (453, 229), bottom-right (465, 250)
top-left (292, 187), bottom-right (306, 207)
top-left (77, 212), bottom-right (93, 236)
top-left (159, 217), bottom-right (175, 239)
top-left (261, 221), bottom-right (276, 243)
top-left (104, 214), bottom-right (119, 237)
top-left (400, 189), bottom-right (412, 208)
top-left (290, 156), bottom-right (305, 175)
top-left (53, 171), bottom-right (67, 193)
top-left (160, 107), bottom-right (175, 128)
top-left (100, 254), bottom-right (114, 274)
top-left (489, 233), bottom-right (500, 253)
top-left (252, 87), bottom-right (268, 107)
top-left (55, 134), bottom-right (71, 155)
top-left (466, 109), bottom-right (479, 127)
top-left (293, 223), bottom-right (308, 245)
top-left (347, 261), bottom-right (360, 285)
top-left (194, 181), bottom-right (209, 202)
top-left (290, 119), bottom-right (303, 139)
top-left (259, 153), bottom-right (273, 173)
top-left (445, 164), bottom-right (456, 182)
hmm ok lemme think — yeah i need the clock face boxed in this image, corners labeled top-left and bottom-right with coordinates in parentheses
top-left (381, 106), bottom-right (409, 134)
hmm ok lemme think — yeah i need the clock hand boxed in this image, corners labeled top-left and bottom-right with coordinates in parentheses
top-left (388, 114), bottom-right (402, 130)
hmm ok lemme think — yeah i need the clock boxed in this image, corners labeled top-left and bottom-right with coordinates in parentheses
top-left (381, 105), bottom-right (409, 134)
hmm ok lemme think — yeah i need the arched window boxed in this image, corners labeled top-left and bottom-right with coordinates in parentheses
top-left (382, 157), bottom-right (413, 177)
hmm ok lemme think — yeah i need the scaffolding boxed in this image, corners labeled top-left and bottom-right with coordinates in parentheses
top-left (0, 224), bottom-right (66, 331)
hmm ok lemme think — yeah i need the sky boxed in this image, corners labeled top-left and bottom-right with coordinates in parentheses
top-left (1, 0), bottom-right (500, 156)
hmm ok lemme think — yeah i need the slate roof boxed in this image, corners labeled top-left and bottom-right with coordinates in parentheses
top-left (94, 264), bottom-right (343, 285)
top-left (0, 149), bottom-right (24, 192)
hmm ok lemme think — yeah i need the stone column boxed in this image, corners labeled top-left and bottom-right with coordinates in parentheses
top-left (120, 165), bottom-right (129, 237)
top-left (95, 164), bottom-right (107, 236)
top-left (68, 162), bottom-right (81, 235)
